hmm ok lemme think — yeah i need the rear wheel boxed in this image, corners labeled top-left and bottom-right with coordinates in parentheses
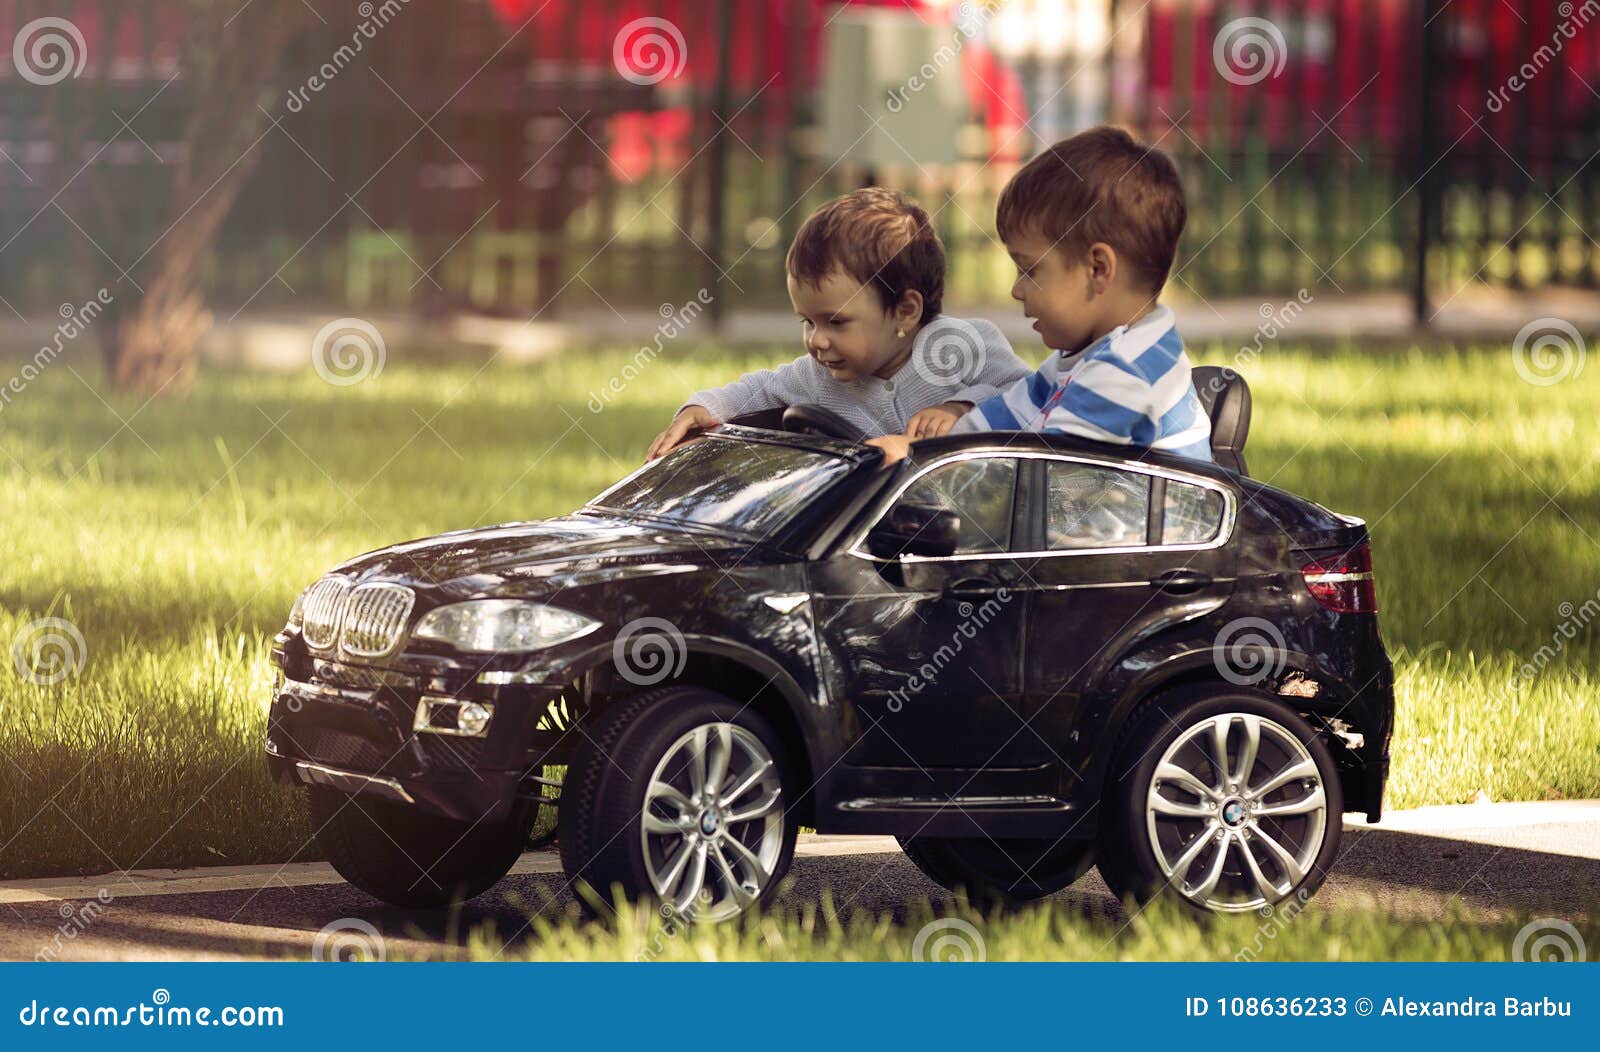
top-left (897, 835), bottom-right (1095, 907)
top-left (1098, 685), bottom-right (1342, 916)
top-left (307, 788), bottom-right (527, 908)
top-left (560, 686), bottom-right (797, 922)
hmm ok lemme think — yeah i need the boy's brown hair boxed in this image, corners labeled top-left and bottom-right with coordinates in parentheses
top-left (786, 187), bottom-right (945, 320)
top-left (996, 125), bottom-right (1187, 292)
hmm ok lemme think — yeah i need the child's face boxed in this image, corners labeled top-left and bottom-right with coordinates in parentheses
top-left (1005, 228), bottom-right (1103, 355)
top-left (788, 270), bottom-right (907, 382)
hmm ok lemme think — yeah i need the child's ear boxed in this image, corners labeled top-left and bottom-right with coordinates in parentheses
top-left (1087, 242), bottom-right (1118, 296)
top-left (893, 289), bottom-right (925, 331)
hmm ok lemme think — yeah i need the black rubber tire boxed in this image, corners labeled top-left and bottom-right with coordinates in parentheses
top-left (307, 788), bottom-right (527, 908)
top-left (897, 835), bottom-right (1096, 907)
top-left (559, 685), bottom-right (798, 919)
top-left (1097, 684), bottom-right (1343, 917)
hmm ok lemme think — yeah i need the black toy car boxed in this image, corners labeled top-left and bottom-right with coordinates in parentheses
top-left (266, 370), bottom-right (1392, 919)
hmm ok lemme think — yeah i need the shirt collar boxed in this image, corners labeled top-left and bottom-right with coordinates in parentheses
top-left (1059, 303), bottom-right (1176, 361)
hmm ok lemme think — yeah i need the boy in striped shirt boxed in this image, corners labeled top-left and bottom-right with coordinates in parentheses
top-left (868, 127), bottom-right (1213, 465)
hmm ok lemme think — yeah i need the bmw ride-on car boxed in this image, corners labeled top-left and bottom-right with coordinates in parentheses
top-left (265, 367), bottom-right (1392, 919)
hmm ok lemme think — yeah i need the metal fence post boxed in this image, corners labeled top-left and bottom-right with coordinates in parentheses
top-left (703, 0), bottom-right (736, 329)
top-left (1413, 0), bottom-right (1439, 328)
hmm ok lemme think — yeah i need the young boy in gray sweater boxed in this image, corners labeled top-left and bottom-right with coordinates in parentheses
top-left (647, 188), bottom-right (1029, 459)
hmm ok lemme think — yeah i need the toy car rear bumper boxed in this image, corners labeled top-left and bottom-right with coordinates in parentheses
top-left (1346, 656), bottom-right (1395, 823)
top-left (263, 671), bottom-right (562, 825)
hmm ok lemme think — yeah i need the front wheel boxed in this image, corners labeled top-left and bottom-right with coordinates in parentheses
top-left (559, 686), bottom-right (797, 922)
top-left (897, 835), bottom-right (1096, 907)
top-left (307, 788), bottom-right (527, 908)
top-left (1098, 685), bottom-right (1343, 916)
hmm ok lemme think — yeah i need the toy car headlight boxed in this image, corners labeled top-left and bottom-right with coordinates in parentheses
top-left (412, 600), bottom-right (601, 653)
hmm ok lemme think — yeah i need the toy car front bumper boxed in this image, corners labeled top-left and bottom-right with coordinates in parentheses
top-left (264, 669), bottom-right (564, 825)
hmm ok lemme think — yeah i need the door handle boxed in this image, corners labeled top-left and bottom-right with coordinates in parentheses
top-left (1150, 569), bottom-right (1211, 594)
top-left (945, 576), bottom-right (1000, 595)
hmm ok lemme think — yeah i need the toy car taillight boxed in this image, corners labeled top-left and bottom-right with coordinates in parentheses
top-left (1301, 542), bottom-right (1377, 613)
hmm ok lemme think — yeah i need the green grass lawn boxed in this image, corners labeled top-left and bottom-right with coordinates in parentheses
top-left (464, 895), bottom-right (1600, 962)
top-left (1, 338), bottom-right (1597, 899)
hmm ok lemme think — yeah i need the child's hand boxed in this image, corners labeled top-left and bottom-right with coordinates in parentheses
top-left (866, 434), bottom-right (913, 465)
top-left (905, 401), bottom-right (971, 440)
top-left (648, 405), bottom-right (720, 461)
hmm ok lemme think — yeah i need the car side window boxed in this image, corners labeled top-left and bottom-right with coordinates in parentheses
top-left (894, 457), bottom-right (1017, 555)
top-left (1045, 462), bottom-right (1150, 550)
top-left (1163, 480), bottom-right (1226, 545)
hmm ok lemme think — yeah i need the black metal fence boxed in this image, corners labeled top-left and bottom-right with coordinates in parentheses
top-left (1, 0), bottom-right (1595, 324)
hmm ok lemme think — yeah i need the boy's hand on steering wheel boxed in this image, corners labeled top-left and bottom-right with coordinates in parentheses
top-left (905, 401), bottom-right (970, 440)
top-left (647, 405), bottom-right (720, 461)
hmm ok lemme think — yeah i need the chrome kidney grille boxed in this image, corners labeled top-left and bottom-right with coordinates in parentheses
top-left (341, 583), bottom-right (416, 657)
top-left (299, 576), bottom-right (415, 658)
top-left (301, 576), bottom-right (353, 650)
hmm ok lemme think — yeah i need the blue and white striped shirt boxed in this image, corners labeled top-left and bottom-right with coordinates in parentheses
top-left (950, 305), bottom-right (1214, 462)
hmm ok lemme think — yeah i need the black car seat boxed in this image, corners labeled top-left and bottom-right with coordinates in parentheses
top-left (1190, 365), bottom-right (1251, 475)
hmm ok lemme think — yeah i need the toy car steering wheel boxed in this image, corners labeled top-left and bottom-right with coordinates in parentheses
top-left (782, 404), bottom-right (866, 442)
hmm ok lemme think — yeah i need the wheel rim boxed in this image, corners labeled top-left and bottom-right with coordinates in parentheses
top-left (1144, 712), bottom-right (1327, 913)
top-left (640, 722), bottom-right (784, 922)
